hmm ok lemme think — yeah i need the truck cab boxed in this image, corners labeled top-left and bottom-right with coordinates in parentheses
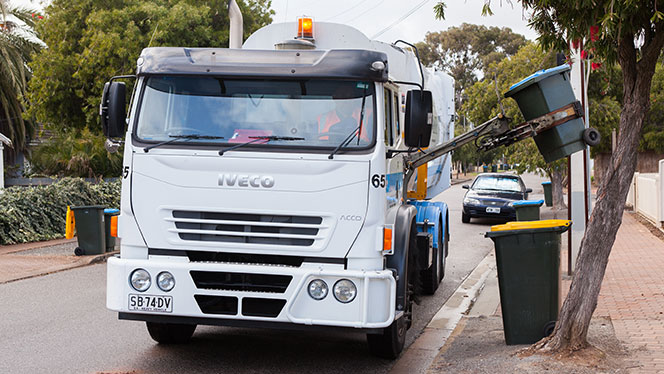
top-left (103, 18), bottom-right (454, 359)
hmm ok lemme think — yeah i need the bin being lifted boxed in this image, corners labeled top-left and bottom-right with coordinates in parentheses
top-left (402, 65), bottom-right (600, 198)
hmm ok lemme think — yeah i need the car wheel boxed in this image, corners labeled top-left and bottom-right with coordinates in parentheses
top-left (461, 212), bottom-right (470, 223)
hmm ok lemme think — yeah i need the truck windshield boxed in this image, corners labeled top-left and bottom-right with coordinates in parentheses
top-left (135, 76), bottom-right (376, 150)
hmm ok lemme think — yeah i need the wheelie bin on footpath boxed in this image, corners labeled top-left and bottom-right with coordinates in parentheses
top-left (513, 199), bottom-right (544, 221)
top-left (491, 164), bottom-right (498, 172)
top-left (542, 181), bottom-right (553, 207)
top-left (485, 220), bottom-right (571, 345)
top-left (70, 205), bottom-right (105, 256)
top-left (103, 208), bottom-right (120, 252)
top-left (504, 64), bottom-right (600, 163)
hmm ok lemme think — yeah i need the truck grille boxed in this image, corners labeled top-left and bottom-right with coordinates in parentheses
top-left (167, 210), bottom-right (324, 247)
top-left (190, 270), bottom-right (292, 293)
top-left (193, 295), bottom-right (286, 318)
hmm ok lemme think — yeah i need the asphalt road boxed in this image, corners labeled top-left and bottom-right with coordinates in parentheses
top-left (0, 174), bottom-right (544, 374)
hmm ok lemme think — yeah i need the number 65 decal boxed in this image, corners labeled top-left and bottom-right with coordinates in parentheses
top-left (371, 174), bottom-right (386, 188)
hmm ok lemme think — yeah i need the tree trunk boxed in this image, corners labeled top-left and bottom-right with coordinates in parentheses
top-left (550, 168), bottom-right (567, 210)
top-left (540, 33), bottom-right (664, 352)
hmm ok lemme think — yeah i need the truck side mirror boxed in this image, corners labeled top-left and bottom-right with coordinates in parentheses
top-left (101, 81), bottom-right (127, 138)
top-left (525, 188), bottom-right (533, 193)
top-left (462, 184), bottom-right (470, 189)
top-left (404, 90), bottom-right (433, 148)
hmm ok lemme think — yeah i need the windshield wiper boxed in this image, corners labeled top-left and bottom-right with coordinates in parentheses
top-left (328, 85), bottom-right (369, 160)
top-left (143, 134), bottom-right (225, 153)
top-left (218, 135), bottom-right (305, 156)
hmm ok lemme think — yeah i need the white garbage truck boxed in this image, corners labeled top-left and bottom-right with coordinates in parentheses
top-left (102, 3), bottom-right (456, 359)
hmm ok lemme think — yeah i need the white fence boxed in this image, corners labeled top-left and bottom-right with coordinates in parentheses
top-left (627, 159), bottom-right (664, 226)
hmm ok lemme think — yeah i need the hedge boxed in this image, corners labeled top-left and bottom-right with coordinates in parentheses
top-left (0, 178), bottom-right (121, 245)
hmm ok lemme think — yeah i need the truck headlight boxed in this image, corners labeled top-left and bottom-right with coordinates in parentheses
top-left (157, 271), bottom-right (175, 292)
top-left (308, 279), bottom-right (328, 300)
top-left (333, 279), bottom-right (357, 303)
top-left (130, 269), bottom-right (151, 292)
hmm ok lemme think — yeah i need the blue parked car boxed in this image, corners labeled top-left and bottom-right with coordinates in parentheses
top-left (461, 173), bottom-right (532, 223)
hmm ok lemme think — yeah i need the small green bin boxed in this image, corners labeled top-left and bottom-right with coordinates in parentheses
top-left (103, 208), bottom-right (120, 252)
top-left (542, 181), bottom-right (553, 207)
top-left (505, 65), bottom-right (585, 163)
top-left (71, 205), bottom-right (105, 256)
top-left (485, 220), bottom-right (571, 345)
top-left (513, 199), bottom-right (544, 221)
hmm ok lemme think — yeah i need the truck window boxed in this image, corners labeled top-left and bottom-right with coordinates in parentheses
top-left (135, 76), bottom-right (376, 151)
top-left (383, 88), bottom-right (393, 146)
top-left (393, 92), bottom-right (400, 139)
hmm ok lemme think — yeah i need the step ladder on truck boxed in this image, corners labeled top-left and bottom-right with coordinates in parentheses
top-left (100, 1), bottom-right (598, 359)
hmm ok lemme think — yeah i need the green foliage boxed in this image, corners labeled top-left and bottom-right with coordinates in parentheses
top-left (416, 23), bottom-right (527, 167)
top-left (416, 23), bottom-right (527, 105)
top-left (0, 0), bottom-right (42, 158)
top-left (25, 0), bottom-right (274, 131)
top-left (462, 42), bottom-right (566, 176)
top-left (643, 62), bottom-right (664, 153)
top-left (588, 95), bottom-right (621, 156)
top-left (29, 128), bottom-right (123, 178)
top-left (0, 178), bottom-right (120, 244)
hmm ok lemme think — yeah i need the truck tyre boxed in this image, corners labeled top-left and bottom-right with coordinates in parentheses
top-left (461, 212), bottom-right (470, 223)
top-left (439, 223), bottom-right (448, 282)
top-left (146, 322), bottom-right (196, 344)
top-left (366, 315), bottom-right (407, 359)
top-left (420, 227), bottom-right (441, 295)
top-left (369, 218), bottom-right (416, 359)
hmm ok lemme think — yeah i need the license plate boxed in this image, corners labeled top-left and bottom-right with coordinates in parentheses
top-left (486, 207), bottom-right (501, 214)
top-left (128, 294), bottom-right (173, 313)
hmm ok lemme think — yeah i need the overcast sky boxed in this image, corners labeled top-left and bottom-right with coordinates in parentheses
top-left (272, 0), bottom-right (538, 43)
top-left (11, 0), bottom-right (538, 43)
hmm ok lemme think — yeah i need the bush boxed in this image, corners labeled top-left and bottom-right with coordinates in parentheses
top-left (0, 178), bottom-right (121, 245)
top-left (28, 128), bottom-right (123, 178)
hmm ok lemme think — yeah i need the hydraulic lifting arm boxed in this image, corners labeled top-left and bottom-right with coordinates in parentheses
top-left (401, 101), bottom-right (584, 201)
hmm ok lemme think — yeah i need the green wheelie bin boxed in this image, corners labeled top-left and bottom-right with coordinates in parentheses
top-left (512, 199), bottom-right (544, 221)
top-left (542, 181), bottom-right (553, 207)
top-left (71, 205), bottom-right (105, 256)
top-left (103, 208), bottom-right (120, 252)
top-left (505, 65), bottom-right (595, 163)
top-left (485, 220), bottom-right (571, 345)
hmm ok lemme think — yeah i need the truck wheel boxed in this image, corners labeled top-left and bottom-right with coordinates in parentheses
top-left (367, 313), bottom-right (407, 359)
top-left (420, 227), bottom-right (441, 295)
top-left (146, 322), bottom-right (196, 344)
top-left (461, 212), bottom-right (470, 223)
top-left (439, 224), bottom-right (448, 282)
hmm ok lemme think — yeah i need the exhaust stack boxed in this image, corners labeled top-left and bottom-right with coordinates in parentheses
top-left (228, 0), bottom-right (243, 48)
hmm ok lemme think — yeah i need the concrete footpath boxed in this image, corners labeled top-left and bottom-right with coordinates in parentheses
top-left (395, 209), bottom-right (664, 373)
top-left (0, 238), bottom-right (115, 284)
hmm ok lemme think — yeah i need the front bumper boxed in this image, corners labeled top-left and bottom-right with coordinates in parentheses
top-left (107, 255), bottom-right (395, 329)
top-left (463, 204), bottom-right (516, 220)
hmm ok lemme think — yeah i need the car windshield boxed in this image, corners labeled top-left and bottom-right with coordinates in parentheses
top-left (135, 76), bottom-right (375, 150)
top-left (472, 176), bottom-right (522, 192)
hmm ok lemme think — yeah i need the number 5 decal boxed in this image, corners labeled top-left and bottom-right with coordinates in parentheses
top-left (371, 174), bottom-right (386, 188)
top-left (123, 166), bottom-right (130, 179)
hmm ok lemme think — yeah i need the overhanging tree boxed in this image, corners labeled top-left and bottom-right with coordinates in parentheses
top-left (435, 0), bottom-right (664, 352)
top-left (26, 0), bottom-right (273, 131)
top-left (0, 0), bottom-right (41, 159)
